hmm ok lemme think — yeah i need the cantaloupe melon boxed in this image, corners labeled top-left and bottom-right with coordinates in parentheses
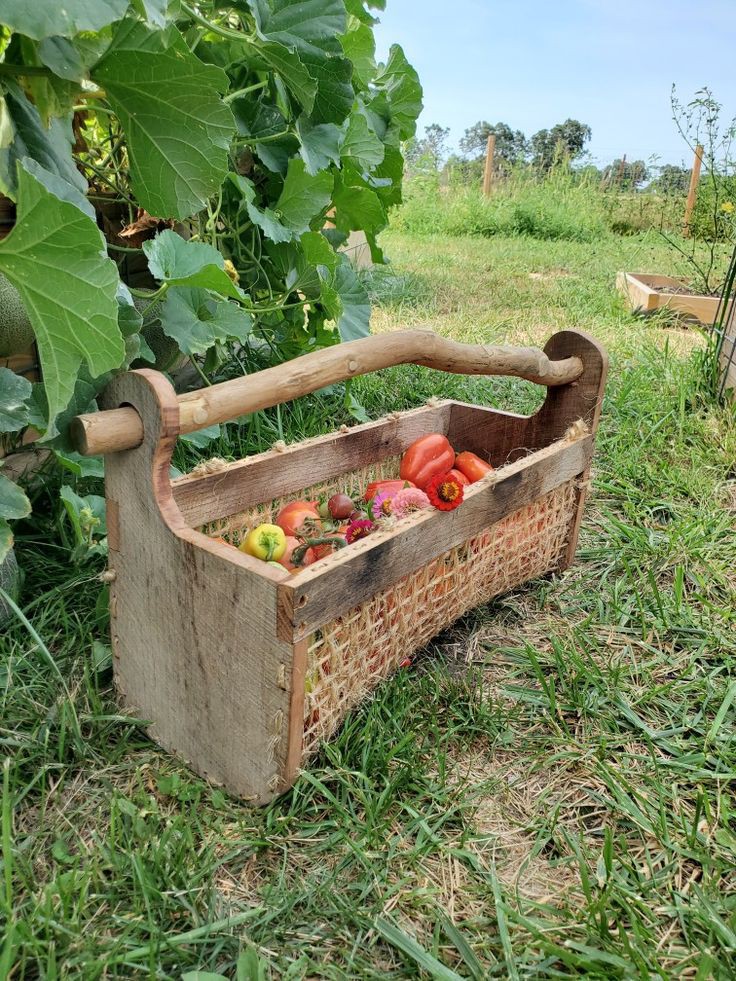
top-left (0, 272), bottom-right (35, 357)
top-left (0, 547), bottom-right (20, 625)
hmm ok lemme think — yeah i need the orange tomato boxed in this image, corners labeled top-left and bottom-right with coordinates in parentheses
top-left (400, 434), bottom-right (455, 489)
top-left (275, 500), bottom-right (321, 537)
top-left (454, 451), bottom-right (494, 483)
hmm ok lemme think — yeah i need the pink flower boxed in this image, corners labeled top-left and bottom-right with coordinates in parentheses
top-left (372, 489), bottom-right (397, 518)
top-left (391, 487), bottom-right (431, 519)
top-left (345, 518), bottom-right (375, 544)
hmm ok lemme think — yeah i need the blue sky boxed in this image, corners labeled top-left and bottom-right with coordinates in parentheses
top-left (373, 0), bottom-right (736, 167)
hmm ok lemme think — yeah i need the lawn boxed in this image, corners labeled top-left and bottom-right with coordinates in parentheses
top-left (3, 228), bottom-right (736, 978)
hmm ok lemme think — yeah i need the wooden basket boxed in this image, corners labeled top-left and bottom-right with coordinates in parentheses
top-left (72, 329), bottom-right (607, 803)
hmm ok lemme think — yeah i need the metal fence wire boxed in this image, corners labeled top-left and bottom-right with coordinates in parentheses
top-left (715, 242), bottom-right (736, 401)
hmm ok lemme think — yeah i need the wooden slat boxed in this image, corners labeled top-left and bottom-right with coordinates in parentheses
top-left (173, 402), bottom-right (453, 527)
top-left (278, 435), bottom-right (594, 642)
top-left (102, 369), bottom-right (295, 804)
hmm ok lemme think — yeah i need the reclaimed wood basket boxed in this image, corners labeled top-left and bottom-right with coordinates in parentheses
top-left (72, 328), bottom-right (607, 803)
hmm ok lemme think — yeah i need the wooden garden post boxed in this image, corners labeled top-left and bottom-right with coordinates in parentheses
top-left (483, 134), bottom-right (496, 197)
top-left (683, 144), bottom-right (704, 236)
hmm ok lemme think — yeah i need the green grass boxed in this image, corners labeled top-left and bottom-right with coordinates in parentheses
top-left (2, 228), bottom-right (736, 978)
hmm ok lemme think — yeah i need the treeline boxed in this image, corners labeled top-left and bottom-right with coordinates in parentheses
top-left (405, 120), bottom-right (694, 193)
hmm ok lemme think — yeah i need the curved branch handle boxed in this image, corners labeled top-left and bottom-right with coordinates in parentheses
top-left (72, 329), bottom-right (584, 456)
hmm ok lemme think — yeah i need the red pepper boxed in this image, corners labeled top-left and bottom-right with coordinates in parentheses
top-left (399, 434), bottom-right (455, 489)
top-left (454, 451), bottom-right (494, 483)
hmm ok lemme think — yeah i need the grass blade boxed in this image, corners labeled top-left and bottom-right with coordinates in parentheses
top-left (374, 917), bottom-right (464, 981)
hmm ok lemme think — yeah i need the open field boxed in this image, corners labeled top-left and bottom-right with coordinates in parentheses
top-left (3, 229), bottom-right (736, 978)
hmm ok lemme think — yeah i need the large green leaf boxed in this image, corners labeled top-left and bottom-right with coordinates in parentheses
top-left (232, 99), bottom-right (287, 141)
top-left (0, 520), bottom-right (12, 564)
top-left (320, 260), bottom-right (370, 341)
top-left (38, 37), bottom-right (88, 82)
top-left (251, 0), bottom-right (354, 123)
top-left (92, 21), bottom-right (235, 220)
top-left (303, 52), bottom-right (354, 125)
top-left (251, 0), bottom-right (347, 58)
top-left (0, 0), bottom-right (128, 40)
top-left (143, 231), bottom-right (243, 299)
top-left (240, 179), bottom-right (292, 244)
top-left (265, 242), bottom-right (322, 298)
top-left (0, 473), bottom-right (31, 521)
top-left (274, 158), bottom-right (333, 234)
top-left (0, 82), bottom-right (86, 200)
top-left (371, 143), bottom-right (404, 208)
top-left (333, 177), bottom-right (386, 233)
top-left (297, 117), bottom-right (342, 175)
top-left (372, 44), bottom-right (423, 142)
top-left (0, 368), bottom-right (32, 433)
top-left (300, 230), bottom-right (338, 272)
top-left (30, 370), bottom-right (103, 450)
top-left (0, 161), bottom-right (122, 429)
top-left (340, 21), bottom-right (376, 87)
top-left (340, 112), bottom-right (385, 170)
top-left (160, 288), bottom-right (252, 356)
top-left (257, 42), bottom-right (317, 113)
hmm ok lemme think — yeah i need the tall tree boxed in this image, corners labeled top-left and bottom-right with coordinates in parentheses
top-left (652, 164), bottom-right (691, 194)
top-left (459, 121), bottom-right (528, 165)
top-left (602, 159), bottom-right (649, 189)
top-left (404, 123), bottom-right (450, 172)
top-left (531, 119), bottom-right (592, 170)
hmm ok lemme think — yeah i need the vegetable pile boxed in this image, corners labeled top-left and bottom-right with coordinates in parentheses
top-left (228, 433), bottom-right (495, 574)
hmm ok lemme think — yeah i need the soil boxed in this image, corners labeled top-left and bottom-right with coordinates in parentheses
top-left (651, 282), bottom-right (718, 297)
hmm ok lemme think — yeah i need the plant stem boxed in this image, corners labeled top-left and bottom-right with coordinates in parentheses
top-left (191, 358), bottom-right (213, 387)
top-left (180, 2), bottom-right (255, 43)
top-left (223, 81), bottom-right (268, 104)
top-left (237, 129), bottom-right (292, 145)
top-left (0, 63), bottom-right (54, 79)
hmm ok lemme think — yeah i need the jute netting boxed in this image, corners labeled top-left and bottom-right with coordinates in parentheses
top-left (197, 449), bottom-right (580, 763)
top-left (299, 480), bottom-right (576, 759)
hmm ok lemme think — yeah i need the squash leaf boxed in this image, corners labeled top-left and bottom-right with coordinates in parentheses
top-left (143, 231), bottom-right (243, 299)
top-left (0, 0), bottom-right (128, 41)
top-left (372, 44), bottom-right (423, 143)
top-left (91, 21), bottom-right (235, 220)
top-left (0, 472), bottom-right (31, 522)
top-left (274, 158), bottom-right (334, 234)
top-left (319, 260), bottom-right (370, 341)
top-left (0, 368), bottom-right (32, 434)
top-left (0, 160), bottom-right (122, 432)
top-left (0, 82), bottom-right (86, 200)
top-left (160, 288), bottom-right (252, 356)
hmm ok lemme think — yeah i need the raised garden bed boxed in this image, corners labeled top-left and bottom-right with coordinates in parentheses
top-left (616, 272), bottom-right (732, 324)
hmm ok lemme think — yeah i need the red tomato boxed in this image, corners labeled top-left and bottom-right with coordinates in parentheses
top-left (311, 534), bottom-right (347, 560)
top-left (454, 451), bottom-right (494, 483)
top-left (276, 536), bottom-right (302, 572)
top-left (276, 500), bottom-right (321, 537)
top-left (399, 434), bottom-right (455, 489)
top-left (446, 468), bottom-right (470, 487)
top-left (364, 479), bottom-right (416, 502)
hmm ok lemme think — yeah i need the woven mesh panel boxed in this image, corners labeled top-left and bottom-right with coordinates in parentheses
top-left (196, 456), bottom-right (579, 763)
top-left (300, 481), bottom-right (577, 759)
